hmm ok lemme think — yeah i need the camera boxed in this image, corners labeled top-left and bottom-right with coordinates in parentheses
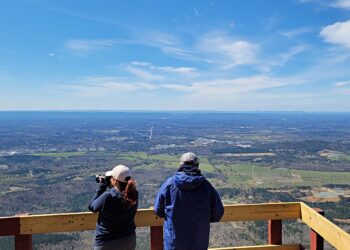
top-left (95, 175), bottom-right (112, 186)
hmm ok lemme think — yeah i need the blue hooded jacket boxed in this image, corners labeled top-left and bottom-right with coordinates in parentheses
top-left (154, 166), bottom-right (224, 250)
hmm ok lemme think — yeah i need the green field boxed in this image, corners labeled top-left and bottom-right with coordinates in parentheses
top-left (106, 152), bottom-right (350, 186)
top-left (319, 150), bottom-right (350, 162)
top-left (217, 163), bottom-right (350, 188)
top-left (27, 151), bottom-right (350, 187)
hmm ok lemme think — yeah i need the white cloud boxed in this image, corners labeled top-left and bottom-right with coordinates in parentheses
top-left (331, 0), bottom-right (350, 9)
top-left (59, 77), bottom-right (157, 97)
top-left (280, 27), bottom-right (313, 38)
top-left (158, 66), bottom-right (196, 75)
top-left (320, 20), bottom-right (350, 49)
top-left (137, 31), bottom-right (179, 47)
top-left (196, 33), bottom-right (258, 68)
top-left (300, 0), bottom-right (350, 9)
top-left (260, 45), bottom-right (309, 72)
top-left (65, 39), bottom-right (118, 52)
top-left (134, 31), bottom-right (258, 67)
top-left (47, 52), bottom-right (63, 59)
top-left (161, 46), bottom-right (198, 60)
top-left (162, 76), bottom-right (295, 100)
top-left (57, 73), bottom-right (301, 102)
top-left (125, 61), bottom-right (199, 79)
top-left (334, 80), bottom-right (350, 87)
top-left (130, 31), bottom-right (205, 61)
top-left (124, 65), bottom-right (164, 81)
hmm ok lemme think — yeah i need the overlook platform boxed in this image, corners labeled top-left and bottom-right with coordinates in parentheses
top-left (0, 202), bottom-right (349, 250)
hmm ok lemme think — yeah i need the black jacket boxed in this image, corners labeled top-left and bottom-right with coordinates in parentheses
top-left (88, 185), bottom-right (138, 246)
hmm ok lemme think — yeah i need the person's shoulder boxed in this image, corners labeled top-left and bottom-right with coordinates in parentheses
top-left (112, 188), bottom-right (123, 195)
top-left (93, 189), bottom-right (113, 204)
top-left (202, 178), bottom-right (217, 190)
top-left (159, 175), bottom-right (175, 190)
top-left (164, 175), bottom-right (175, 185)
top-left (104, 188), bottom-right (122, 201)
top-left (107, 190), bottom-right (127, 207)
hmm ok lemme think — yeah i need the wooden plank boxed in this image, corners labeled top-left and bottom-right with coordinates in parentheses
top-left (135, 209), bottom-right (163, 227)
top-left (300, 202), bottom-right (350, 250)
top-left (18, 203), bottom-right (298, 234)
top-left (19, 209), bottom-right (163, 234)
top-left (310, 208), bottom-right (324, 250)
top-left (209, 244), bottom-right (300, 250)
top-left (20, 212), bottom-right (97, 234)
top-left (220, 202), bottom-right (301, 222)
top-left (0, 216), bottom-right (20, 236)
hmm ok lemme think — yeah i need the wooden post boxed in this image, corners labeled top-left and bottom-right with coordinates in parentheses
top-left (268, 219), bottom-right (282, 245)
top-left (150, 226), bottom-right (163, 250)
top-left (310, 208), bottom-right (324, 250)
top-left (0, 216), bottom-right (32, 250)
top-left (15, 234), bottom-right (32, 250)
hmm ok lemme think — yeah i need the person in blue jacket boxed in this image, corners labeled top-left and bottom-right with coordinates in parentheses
top-left (154, 152), bottom-right (224, 250)
top-left (89, 165), bottom-right (138, 250)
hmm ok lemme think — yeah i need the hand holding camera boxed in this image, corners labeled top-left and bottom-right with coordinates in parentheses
top-left (95, 175), bottom-right (112, 186)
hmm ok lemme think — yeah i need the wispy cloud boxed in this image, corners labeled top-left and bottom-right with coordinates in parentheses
top-left (65, 39), bottom-right (119, 53)
top-left (331, 0), bottom-right (350, 9)
top-left (56, 72), bottom-right (302, 101)
top-left (280, 27), bottom-right (313, 38)
top-left (134, 31), bottom-right (204, 61)
top-left (300, 0), bottom-right (350, 9)
top-left (58, 76), bottom-right (157, 97)
top-left (47, 52), bottom-right (63, 59)
top-left (162, 75), bottom-right (296, 100)
top-left (260, 45), bottom-right (309, 72)
top-left (120, 61), bottom-right (199, 81)
top-left (334, 80), bottom-right (350, 87)
top-left (123, 65), bottom-right (164, 81)
top-left (320, 20), bottom-right (350, 49)
top-left (127, 61), bottom-right (198, 78)
top-left (136, 31), bottom-right (179, 47)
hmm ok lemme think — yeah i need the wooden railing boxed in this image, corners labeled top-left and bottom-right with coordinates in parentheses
top-left (0, 202), bottom-right (349, 250)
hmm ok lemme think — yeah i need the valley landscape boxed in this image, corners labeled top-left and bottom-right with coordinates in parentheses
top-left (0, 111), bottom-right (349, 249)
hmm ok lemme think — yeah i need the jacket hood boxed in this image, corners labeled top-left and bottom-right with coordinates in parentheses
top-left (174, 172), bottom-right (205, 190)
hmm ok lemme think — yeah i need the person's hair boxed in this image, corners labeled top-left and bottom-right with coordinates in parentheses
top-left (117, 179), bottom-right (138, 207)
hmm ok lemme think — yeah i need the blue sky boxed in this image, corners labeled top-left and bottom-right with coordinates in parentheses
top-left (1, 0), bottom-right (350, 111)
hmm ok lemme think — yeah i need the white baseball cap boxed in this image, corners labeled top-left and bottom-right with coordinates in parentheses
top-left (180, 152), bottom-right (199, 166)
top-left (106, 165), bottom-right (131, 182)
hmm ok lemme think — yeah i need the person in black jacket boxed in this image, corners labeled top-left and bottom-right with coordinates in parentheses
top-left (89, 165), bottom-right (138, 250)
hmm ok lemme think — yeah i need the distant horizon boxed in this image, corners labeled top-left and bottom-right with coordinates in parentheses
top-left (1, 109), bottom-right (350, 114)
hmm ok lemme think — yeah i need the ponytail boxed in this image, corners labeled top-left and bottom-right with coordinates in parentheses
top-left (119, 179), bottom-right (138, 207)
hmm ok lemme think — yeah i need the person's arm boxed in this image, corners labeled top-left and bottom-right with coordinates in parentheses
top-left (209, 182), bottom-right (224, 222)
top-left (154, 178), bottom-right (171, 218)
top-left (88, 184), bottom-right (108, 212)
